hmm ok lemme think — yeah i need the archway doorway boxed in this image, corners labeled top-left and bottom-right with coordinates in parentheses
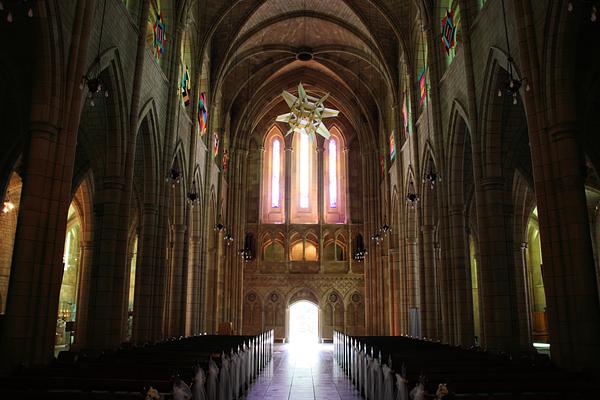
top-left (55, 204), bottom-right (82, 355)
top-left (289, 300), bottom-right (319, 345)
top-left (526, 207), bottom-right (548, 344)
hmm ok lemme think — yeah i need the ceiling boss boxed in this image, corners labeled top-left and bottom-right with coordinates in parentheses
top-left (276, 83), bottom-right (340, 140)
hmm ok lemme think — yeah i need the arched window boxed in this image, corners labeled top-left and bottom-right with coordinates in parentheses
top-left (291, 130), bottom-right (317, 223)
top-left (179, 28), bottom-right (193, 109)
top-left (290, 233), bottom-right (319, 262)
top-left (526, 207), bottom-right (548, 343)
top-left (415, 29), bottom-right (429, 114)
top-left (324, 233), bottom-right (346, 261)
top-left (469, 234), bottom-right (481, 342)
top-left (329, 138), bottom-right (337, 208)
top-left (272, 139), bottom-right (281, 207)
top-left (299, 131), bottom-right (310, 208)
top-left (324, 127), bottom-right (347, 223)
top-left (439, 0), bottom-right (461, 67)
top-left (261, 127), bottom-right (285, 223)
top-left (264, 240), bottom-right (285, 262)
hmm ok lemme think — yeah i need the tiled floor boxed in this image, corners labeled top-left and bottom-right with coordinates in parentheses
top-left (244, 343), bottom-right (362, 400)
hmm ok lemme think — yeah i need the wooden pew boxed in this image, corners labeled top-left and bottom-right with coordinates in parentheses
top-left (0, 330), bottom-right (274, 400)
top-left (333, 331), bottom-right (596, 399)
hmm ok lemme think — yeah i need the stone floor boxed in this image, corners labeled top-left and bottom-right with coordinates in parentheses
top-left (244, 343), bottom-right (362, 400)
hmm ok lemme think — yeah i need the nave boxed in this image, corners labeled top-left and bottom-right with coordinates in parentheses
top-left (245, 344), bottom-right (361, 400)
top-left (2, 0), bottom-right (600, 384)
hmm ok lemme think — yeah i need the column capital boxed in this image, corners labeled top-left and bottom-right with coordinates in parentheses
top-left (421, 224), bottom-right (435, 233)
top-left (143, 203), bottom-right (159, 214)
top-left (102, 176), bottom-right (125, 190)
top-left (481, 176), bottom-right (504, 191)
top-left (171, 224), bottom-right (187, 233)
top-left (548, 121), bottom-right (578, 143)
top-left (29, 121), bottom-right (60, 137)
top-left (449, 204), bottom-right (464, 216)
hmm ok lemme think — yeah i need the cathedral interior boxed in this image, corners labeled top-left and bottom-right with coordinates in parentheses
top-left (1, 0), bottom-right (600, 398)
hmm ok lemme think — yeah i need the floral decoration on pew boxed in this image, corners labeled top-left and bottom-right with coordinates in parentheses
top-left (436, 383), bottom-right (449, 399)
top-left (145, 386), bottom-right (161, 400)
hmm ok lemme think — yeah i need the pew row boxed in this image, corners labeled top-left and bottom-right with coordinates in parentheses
top-left (333, 331), bottom-right (596, 400)
top-left (0, 330), bottom-right (274, 400)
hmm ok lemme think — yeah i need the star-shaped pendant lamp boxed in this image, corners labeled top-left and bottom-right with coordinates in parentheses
top-left (276, 83), bottom-right (339, 140)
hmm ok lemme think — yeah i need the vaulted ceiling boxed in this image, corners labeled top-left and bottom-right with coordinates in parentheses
top-left (194, 0), bottom-right (422, 150)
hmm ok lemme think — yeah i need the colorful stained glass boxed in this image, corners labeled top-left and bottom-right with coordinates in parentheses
top-left (402, 96), bottom-right (410, 137)
top-left (441, 10), bottom-right (456, 54)
top-left (402, 97), bottom-right (409, 130)
top-left (419, 68), bottom-right (428, 108)
top-left (153, 12), bottom-right (166, 59)
top-left (222, 149), bottom-right (229, 172)
top-left (213, 132), bottom-right (219, 159)
top-left (180, 63), bottom-right (191, 106)
top-left (389, 132), bottom-right (396, 161)
top-left (198, 92), bottom-right (208, 136)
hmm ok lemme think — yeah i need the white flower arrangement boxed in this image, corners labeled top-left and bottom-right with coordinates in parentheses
top-left (436, 383), bottom-right (449, 399)
top-left (145, 386), bottom-right (161, 400)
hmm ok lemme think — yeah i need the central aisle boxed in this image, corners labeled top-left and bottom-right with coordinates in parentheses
top-left (244, 343), bottom-right (362, 400)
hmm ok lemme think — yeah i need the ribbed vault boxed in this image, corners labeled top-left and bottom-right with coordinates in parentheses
top-left (198, 0), bottom-right (419, 150)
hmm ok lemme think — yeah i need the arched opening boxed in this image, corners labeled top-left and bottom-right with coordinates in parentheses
top-left (55, 204), bottom-right (82, 354)
top-left (261, 126), bottom-right (285, 223)
top-left (125, 234), bottom-right (138, 342)
top-left (0, 171), bottom-right (22, 314)
top-left (289, 300), bottom-right (319, 345)
top-left (526, 207), bottom-right (548, 344)
top-left (469, 234), bottom-right (481, 344)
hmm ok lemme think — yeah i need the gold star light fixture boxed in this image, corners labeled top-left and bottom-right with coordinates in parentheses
top-left (276, 83), bottom-right (340, 140)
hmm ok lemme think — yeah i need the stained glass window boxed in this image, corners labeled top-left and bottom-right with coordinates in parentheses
top-left (329, 139), bottom-right (337, 208)
top-left (180, 63), bottom-right (191, 106)
top-left (213, 132), bottom-right (219, 159)
top-left (198, 92), bottom-right (208, 136)
top-left (299, 130), bottom-right (310, 208)
top-left (152, 12), bottom-right (166, 59)
top-left (272, 139), bottom-right (280, 208)
top-left (419, 67), bottom-right (428, 109)
top-left (441, 1), bottom-right (461, 66)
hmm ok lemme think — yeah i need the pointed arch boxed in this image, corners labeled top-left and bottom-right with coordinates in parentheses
top-left (261, 125), bottom-right (285, 223)
top-left (81, 47), bottom-right (129, 177)
top-left (324, 125), bottom-right (347, 224)
top-left (290, 129), bottom-right (318, 224)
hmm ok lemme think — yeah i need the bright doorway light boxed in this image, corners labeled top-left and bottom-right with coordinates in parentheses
top-left (289, 300), bottom-right (319, 345)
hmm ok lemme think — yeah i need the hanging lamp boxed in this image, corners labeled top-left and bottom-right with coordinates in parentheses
top-left (80, 0), bottom-right (109, 106)
top-left (497, 0), bottom-right (530, 105)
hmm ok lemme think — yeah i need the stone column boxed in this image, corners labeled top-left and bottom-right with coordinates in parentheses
top-left (420, 224), bottom-right (437, 340)
top-left (73, 240), bottom-right (93, 348)
top-left (316, 142), bottom-right (324, 268)
top-left (285, 144), bottom-right (293, 271)
top-left (134, 205), bottom-right (159, 343)
top-left (86, 176), bottom-right (129, 348)
top-left (1, 1), bottom-right (96, 368)
top-left (389, 248), bottom-right (402, 335)
top-left (475, 177), bottom-right (519, 351)
top-left (186, 232), bottom-right (201, 336)
top-left (519, 241), bottom-right (532, 346)
top-left (167, 223), bottom-right (187, 336)
top-left (448, 205), bottom-right (473, 346)
top-left (541, 123), bottom-right (600, 372)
